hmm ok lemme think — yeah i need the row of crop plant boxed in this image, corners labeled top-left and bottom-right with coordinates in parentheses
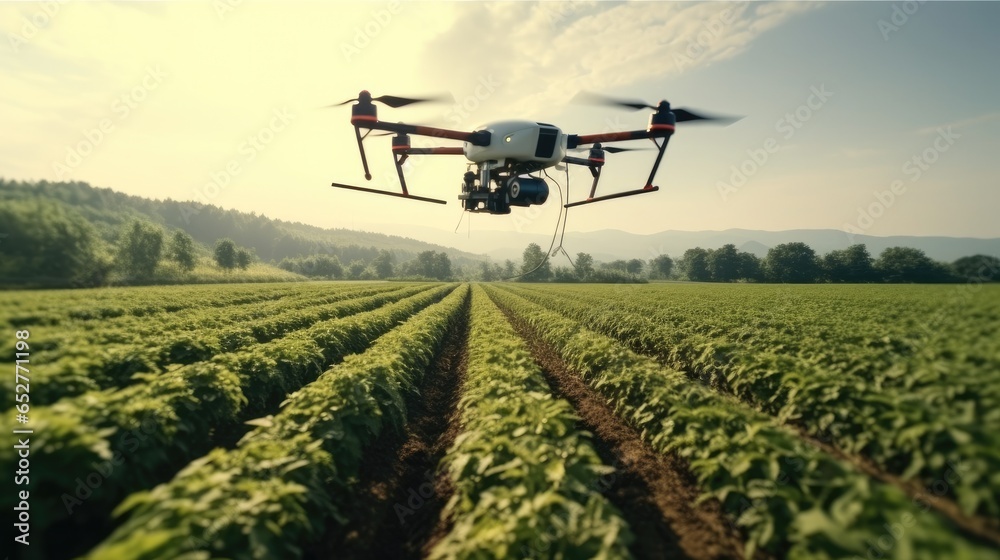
top-left (429, 286), bottom-right (632, 559)
top-left (486, 285), bottom-right (997, 559)
top-left (504, 284), bottom-right (1000, 520)
top-left (83, 286), bottom-right (470, 559)
top-left (1, 284), bottom-right (425, 410)
top-left (0, 284), bottom-right (456, 549)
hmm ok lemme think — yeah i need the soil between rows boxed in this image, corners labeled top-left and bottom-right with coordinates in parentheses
top-left (307, 294), bottom-right (470, 559)
top-left (495, 301), bottom-right (753, 560)
top-left (517, 290), bottom-right (1000, 545)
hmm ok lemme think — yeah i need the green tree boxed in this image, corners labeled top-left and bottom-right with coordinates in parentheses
top-left (952, 254), bottom-right (1000, 283)
top-left (347, 259), bottom-right (367, 279)
top-left (605, 260), bottom-right (628, 272)
top-left (372, 250), bottom-right (394, 279)
top-left (480, 260), bottom-right (498, 282)
top-left (503, 260), bottom-right (517, 278)
top-left (0, 198), bottom-right (108, 286)
top-left (821, 244), bottom-right (875, 283)
top-left (552, 266), bottom-right (580, 282)
top-left (875, 247), bottom-right (951, 283)
top-left (413, 251), bottom-right (435, 279)
top-left (575, 252), bottom-right (594, 280)
top-left (167, 230), bottom-right (198, 272)
top-left (626, 258), bottom-right (645, 275)
top-left (650, 254), bottom-right (674, 279)
top-left (312, 255), bottom-right (343, 278)
top-left (679, 247), bottom-right (710, 281)
top-left (764, 242), bottom-right (819, 283)
top-left (520, 243), bottom-right (552, 282)
top-left (433, 252), bottom-right (452, 280)
top-left (214, 238), bottom-right (237, 271)
top-left (117, 220), bottom-right (164, 280)
top-left (235, 248), bottom-right (253, 270)
top-left (708, 244), bottom-right (740, 282)
top-left (737, 252), bottom-right (763, 282)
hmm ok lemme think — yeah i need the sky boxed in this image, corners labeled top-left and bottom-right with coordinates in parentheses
top-left (2, 1), bottom-right (999, 240)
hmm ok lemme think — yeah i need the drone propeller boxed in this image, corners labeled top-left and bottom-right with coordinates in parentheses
top-left (574, 91), bottom-right (740, 124)
top-left (328, 91), bottom-right (452, 109)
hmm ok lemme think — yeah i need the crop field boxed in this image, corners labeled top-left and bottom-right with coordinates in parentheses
top-left (3, 281), bottom-right (999, 559)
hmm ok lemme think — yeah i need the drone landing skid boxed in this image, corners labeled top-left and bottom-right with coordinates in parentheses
top-left (330, 182), bottom-right (447, 205)
top-left (564, 186), bottom-right (659, 208)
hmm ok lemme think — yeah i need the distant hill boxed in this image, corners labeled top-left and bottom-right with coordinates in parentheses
top-left (0, 179), bottom-right (485, 266)
top-left (5, 179), bottom-right (993, 269)
top-left (367, 224), bottom-right (1000, 263)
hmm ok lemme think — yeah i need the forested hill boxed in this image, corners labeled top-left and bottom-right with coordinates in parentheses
top-left (0, 179), bottom-right (484, 266)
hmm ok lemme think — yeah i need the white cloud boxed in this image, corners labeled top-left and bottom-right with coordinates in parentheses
top-left (917, 111), bottom-right (1000, 135)
top-left (419, 1), bottom-right (824, 116)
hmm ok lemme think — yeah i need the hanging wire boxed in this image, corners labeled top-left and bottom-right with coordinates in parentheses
top-left (499, 171), bottom-right (566, 281)
top-left (546, 166), bottom-right (577, 269)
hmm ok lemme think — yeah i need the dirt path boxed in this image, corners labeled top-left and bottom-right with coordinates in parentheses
top-left (498, 305), bottom-right (753, 560)
top-left (308, 296), bottom-right (469, 560)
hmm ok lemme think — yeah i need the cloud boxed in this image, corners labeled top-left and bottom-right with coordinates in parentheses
top-left (917, 111), bottom-right (1000, 135)
top-left (419, 1), bottom-right (824, 116)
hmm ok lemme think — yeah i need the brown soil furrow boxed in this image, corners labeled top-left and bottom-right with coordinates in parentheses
top-left (798, 427), bottom-right (1000, 547)
top-left (528, 291), bottom-right (1000, 543)
top-left (306, 295), bottom-right (469, 560)
top-left (497, 303), bottom-right (753, 560)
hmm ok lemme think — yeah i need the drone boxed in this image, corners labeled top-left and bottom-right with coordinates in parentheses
top-left (329, 90), bottom-right (737, 214)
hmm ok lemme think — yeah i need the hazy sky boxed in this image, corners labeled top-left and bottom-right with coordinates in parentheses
top-left (2, 1), bottom-right (998, 239)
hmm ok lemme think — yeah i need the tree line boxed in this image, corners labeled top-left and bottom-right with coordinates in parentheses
top-left (0, 178), bottom-right (478, 268)
top-left (277, 249), bottom-right (453, 281)
top-left (502, 242), bottom-right (1000, 284)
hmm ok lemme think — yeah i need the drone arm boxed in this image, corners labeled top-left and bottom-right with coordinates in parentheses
top-left (358, 120), bottom-right (491, 146)
top-left (562, 134), bottom-right (672, 208)
top-left (561, 155), bottom-right (592, 167)
top-left (403, 147), bottom-right (464, 155)
top-left (567, 126), bottom-right (674, 149)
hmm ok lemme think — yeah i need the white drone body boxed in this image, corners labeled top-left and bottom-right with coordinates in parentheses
top-left (463, 120), bottom-right (568, 166)
top-left (333, 89), bottom-right (734, 213)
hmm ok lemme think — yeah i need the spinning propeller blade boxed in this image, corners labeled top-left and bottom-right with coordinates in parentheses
top-left (573, 92), bottom-right (655, 111)
top-left (327, 91), bottom-right (453, 108)
top-left (574, 91), bottom-right (741, 124)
